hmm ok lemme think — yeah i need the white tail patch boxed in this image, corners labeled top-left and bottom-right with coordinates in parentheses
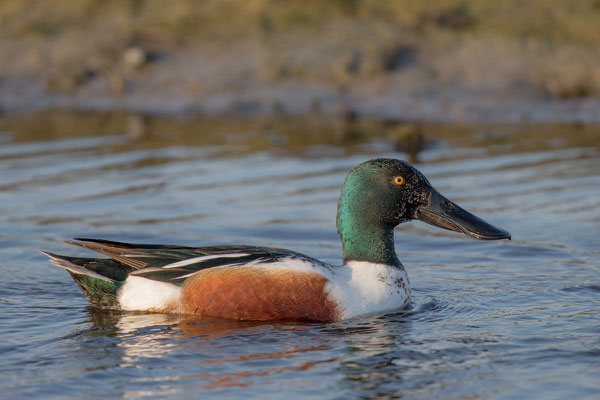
top-left (162, 253), bottom-right (250, 269)
top-left (118, 276), bottom-right (181, 311)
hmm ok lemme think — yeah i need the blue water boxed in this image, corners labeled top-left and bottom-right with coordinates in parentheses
top-left (1, 115), bottom-right (599, 399)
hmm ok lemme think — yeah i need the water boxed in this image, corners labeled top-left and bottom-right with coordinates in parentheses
top-left (1, 112), bottom-right (599, 399)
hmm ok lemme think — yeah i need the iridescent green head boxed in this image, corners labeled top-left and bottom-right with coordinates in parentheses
top-left (336, 158), bottom-right (510, 265)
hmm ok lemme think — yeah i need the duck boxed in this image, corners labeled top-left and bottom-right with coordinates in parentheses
top-left (41, 158), bottom-right (510, 322)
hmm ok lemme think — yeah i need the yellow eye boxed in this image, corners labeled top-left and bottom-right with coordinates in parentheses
top-left (394, 176), bottom-right (405, 185)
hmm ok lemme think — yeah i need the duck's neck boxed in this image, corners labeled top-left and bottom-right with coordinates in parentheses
top-left (337, 216), bottom-right (400, 266)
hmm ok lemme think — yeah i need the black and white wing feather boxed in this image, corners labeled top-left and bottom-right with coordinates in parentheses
top-left (65, 238), bottom-right (333, 285)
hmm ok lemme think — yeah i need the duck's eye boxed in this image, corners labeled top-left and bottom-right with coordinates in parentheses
top-left (393, 176), bottom-right (405, 185)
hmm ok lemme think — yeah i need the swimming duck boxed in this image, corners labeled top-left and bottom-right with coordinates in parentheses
top-left (42, 158), bottom-right (510, 321)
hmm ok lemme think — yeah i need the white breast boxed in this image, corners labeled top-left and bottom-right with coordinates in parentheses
top-left (324, 261), bottom-right (410, 320)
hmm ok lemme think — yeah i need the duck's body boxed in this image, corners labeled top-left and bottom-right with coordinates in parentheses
top-left (43, 158), bottom-right (509, 322)
top-left (43, 239), bottom-right (409, 321)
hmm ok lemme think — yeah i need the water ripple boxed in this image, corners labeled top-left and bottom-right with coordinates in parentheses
top-left (1, 118), bottom-right (599, 399)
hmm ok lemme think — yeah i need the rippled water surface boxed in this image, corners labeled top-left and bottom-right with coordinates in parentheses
top-left (1, 113), bottom-right (599, 399)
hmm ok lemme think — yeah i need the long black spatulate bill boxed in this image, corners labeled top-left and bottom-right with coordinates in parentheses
top-left (416, 188), bottom-right (511, 240)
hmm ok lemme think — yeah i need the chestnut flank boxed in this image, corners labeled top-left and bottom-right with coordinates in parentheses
top-left (181, 266), bottom-right (338, 321)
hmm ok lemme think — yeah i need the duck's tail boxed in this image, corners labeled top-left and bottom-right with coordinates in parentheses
top-left (40, 250), bottom-right (132, 308)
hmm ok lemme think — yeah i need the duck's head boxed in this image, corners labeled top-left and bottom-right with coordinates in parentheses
top-left (337, 158), bottom-right (510, 264)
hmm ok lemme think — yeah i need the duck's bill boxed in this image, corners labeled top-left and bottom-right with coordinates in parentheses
top-left (416, 189), bottom-right (511, 240)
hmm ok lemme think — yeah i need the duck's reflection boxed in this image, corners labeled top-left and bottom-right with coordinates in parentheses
top-left (84, 308), bottom-right (340, 390)
top-left (82, 307), bottom-right (418, 396)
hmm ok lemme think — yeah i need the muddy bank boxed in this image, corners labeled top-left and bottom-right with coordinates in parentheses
top-left (1, 1), bottom-right (600, 123)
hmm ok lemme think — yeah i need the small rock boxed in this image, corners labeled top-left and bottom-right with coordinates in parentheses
top-left (122, 47), bottom-right (147, 70)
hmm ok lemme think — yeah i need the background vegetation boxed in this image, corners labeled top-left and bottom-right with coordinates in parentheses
top-left (1, 0), bottom-right (599, 118)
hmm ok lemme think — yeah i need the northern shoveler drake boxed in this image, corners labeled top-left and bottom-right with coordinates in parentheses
top-left (42, 158), bottom-right (510, 322)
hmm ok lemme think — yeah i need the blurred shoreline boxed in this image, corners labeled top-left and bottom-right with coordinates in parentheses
top-left (3, 78), bottom-right (600, 124)
top-left (2, 1), bottom-right (600, 124)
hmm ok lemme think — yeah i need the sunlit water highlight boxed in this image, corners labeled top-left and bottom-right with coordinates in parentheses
top-left (1, 114), bottom-right (599, 399)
